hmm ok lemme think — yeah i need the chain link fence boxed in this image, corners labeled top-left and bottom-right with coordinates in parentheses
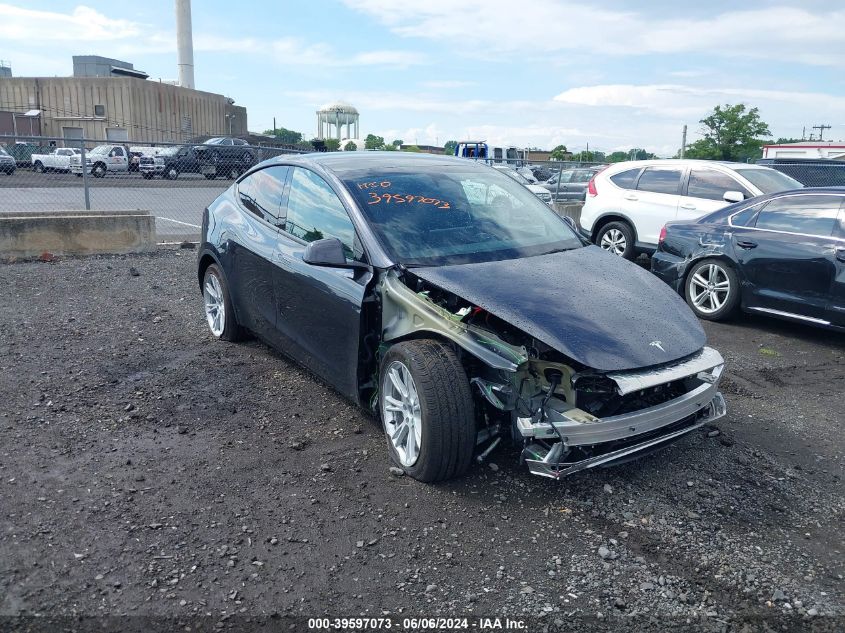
top-left (0, 135), bottom-right (305, 242)
top-left (755, 160), bottom-right (845, 188)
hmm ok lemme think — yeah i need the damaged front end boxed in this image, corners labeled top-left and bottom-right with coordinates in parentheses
top-left (377, 269), bottom-right (726, 480)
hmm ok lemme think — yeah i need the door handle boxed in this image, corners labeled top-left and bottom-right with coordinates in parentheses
top-left (624, 194), bottom-right (638, 201)
top-left (736, 240), bottom-right (758, 249)
top-left (836, 248), bottom-right (845, 263)
top-left (680, 203), bottom-right (696, 210)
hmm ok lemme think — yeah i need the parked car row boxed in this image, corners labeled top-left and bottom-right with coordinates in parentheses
top-left (0, 137), bottom-right (266, 181)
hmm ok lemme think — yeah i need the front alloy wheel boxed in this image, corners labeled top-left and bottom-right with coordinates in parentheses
top-left (379, 340), bottom-right (476, 482)
top-left (382, 361), bottom-right (422, 467)
top-left (685, 259), bottom-right (739, 321)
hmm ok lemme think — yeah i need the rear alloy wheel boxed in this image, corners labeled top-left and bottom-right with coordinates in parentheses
top-left (597, 221), bottom-right (635, 260)
top-left (202, 264), bottom-right (244, 341)
top-left (379, 340), bottom-right (475, 482)
top-left (685, 259), bottom-right (739, 321)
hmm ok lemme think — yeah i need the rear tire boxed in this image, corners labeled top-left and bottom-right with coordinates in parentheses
top-left (379, 340), bottom-right (475, 483)
top-left (684, 259), bottom-right (739, 321)
top-left (596, 220), bottom-right (636, 260)
top-left (202, 264), bottom-right (244, 342)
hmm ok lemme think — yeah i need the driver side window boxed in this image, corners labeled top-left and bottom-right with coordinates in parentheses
top-left (283, 168), bottom-right (360, 259)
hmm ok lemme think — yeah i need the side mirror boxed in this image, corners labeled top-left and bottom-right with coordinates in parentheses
top-left (302, 237), bottom-right (368, 270)
top-left (723, 190), bottom-right (745, 203)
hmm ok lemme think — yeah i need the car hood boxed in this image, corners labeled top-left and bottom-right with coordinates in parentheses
top-left (412, 245), bottom-right (705, 372)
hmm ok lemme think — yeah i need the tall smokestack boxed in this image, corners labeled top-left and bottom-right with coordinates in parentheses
top-left (175, 0), bottom-right (195, 89)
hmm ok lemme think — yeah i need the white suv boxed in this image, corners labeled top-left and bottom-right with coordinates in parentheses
top-left (580, 160), bottom-right (803, 259)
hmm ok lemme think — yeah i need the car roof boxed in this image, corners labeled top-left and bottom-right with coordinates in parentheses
top-left (603, 159), bottom-right (773, 171)
top-left (268, 150), bottom-right (487, 175)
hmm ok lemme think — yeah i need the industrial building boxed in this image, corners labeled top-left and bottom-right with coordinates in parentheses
top-left (0, 2), bottom-right (246, 144)
top-left (762, 141), bottom-right (845, 160)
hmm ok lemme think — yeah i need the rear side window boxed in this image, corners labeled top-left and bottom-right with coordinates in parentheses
top-left (754, 194), bottom-right (842, 237)
top-left (284, 167), bottom-right (357, 256)
top-left (636, 167), bottom-right (682, 195)
top-left (609, 168), bottom-right (640, 189)
top-left (729, 205), bottom-right (759, 227)
top-left (237, 165), bottom-right (289, 220)
top-left (688, 169), bottom-right (751, 201)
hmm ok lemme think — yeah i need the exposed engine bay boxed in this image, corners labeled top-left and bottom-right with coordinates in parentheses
top-left (377, 268), bottom-right (726, 479)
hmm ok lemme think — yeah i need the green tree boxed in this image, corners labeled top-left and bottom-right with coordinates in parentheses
top-left (262, 127), bottom-right (303, 144)
top-left (605, 151), bottom-right (629, 163)
top-left (324, 138), bottom-right (340, 151)
top-left (443, 140), bottom-right (458, 156)
top-left (344, 141), bottom-right (358, 151)
top-left (391, 139), bottom-right (403, 148)
top-left (684, 103), bottom-right (771, 162)
top-left (550, 144), bottom-right (569, 161)
top-left (365, 134), bottom-right (385, 150)
top-left (403, 145), bottom-right (422, 153)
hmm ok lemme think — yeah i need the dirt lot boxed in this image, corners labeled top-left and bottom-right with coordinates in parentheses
top-left (0, 249), bottom-right (842, 632)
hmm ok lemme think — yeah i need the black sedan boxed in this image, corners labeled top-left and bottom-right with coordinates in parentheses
top-left (198, 152), bottom-right (726, 482)
top-left (652, 188), bottom-right (845, 330)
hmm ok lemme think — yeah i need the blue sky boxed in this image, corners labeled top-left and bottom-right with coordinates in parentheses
top-left (2, 1), bottom-right (844, 155)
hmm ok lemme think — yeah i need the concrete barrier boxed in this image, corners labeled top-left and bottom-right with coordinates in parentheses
top-left (0, 210), bottom-right (156, 259)
top-left (552, 202), bottom-right (583, 223)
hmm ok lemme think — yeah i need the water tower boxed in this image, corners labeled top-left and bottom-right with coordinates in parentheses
top-left (316, 101), bottom-right (359, 140)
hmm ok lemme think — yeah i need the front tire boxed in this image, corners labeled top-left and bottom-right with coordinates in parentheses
top-left (33, 161), bottom-right (44, 173)
top-left (92, 163), bottom-right (106, 178)
top-left (379, 340), bottom-right (475, 483)
top-left (684, 259), bottom-right (739, 321)
top-left (202, 264), bottom-right (244, 341)
top-left (596, 221), bottom-right (636, 260)
top-left (165, 166), bottom-right (179, 180)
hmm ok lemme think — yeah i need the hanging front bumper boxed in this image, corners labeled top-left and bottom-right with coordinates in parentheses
top-left (518, 348), bottom-right (727, 479)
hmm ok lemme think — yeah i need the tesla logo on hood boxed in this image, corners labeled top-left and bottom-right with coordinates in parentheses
top-left (650, 341), bottom-right (666, 352)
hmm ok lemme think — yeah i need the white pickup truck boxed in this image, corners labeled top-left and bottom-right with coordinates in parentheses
top-left (31, 148), bottom-right (82, 173)
top-left (70, 144), bottom-right (130, 178)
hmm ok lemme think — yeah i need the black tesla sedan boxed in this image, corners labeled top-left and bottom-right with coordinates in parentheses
top-left (652, 188), bottom-right (845, 329)
top-left (198, 152), bottom-right (726, 482)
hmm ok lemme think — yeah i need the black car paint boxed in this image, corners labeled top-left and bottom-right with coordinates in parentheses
top-left (201, 152), bottom-right (711, 406)
top-left (651, 188), bottom-right (845, 329)
top-left (414, 246), bottom-right (704, 371)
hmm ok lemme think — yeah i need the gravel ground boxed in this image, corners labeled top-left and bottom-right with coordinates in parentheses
top-left (0, 249), bottom-right (842, 633)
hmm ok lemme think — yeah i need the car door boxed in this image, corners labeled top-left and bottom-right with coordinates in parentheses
top-left (108, 146), bottom-right (128, 172)
top-left (226, 165), bottom-right (290, 344)
top-left (826, 203), bottom-right (845, 326)
top-left (272, 166), bottom-right (372, 400)
top-left (626, 166), bottom-right (684, 245)
top-left (736, 193), bottom-right (842, 321)
top-left (678, 168), bottom-right (753, 222)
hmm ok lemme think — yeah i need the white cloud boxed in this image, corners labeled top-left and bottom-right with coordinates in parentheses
top-left (0, 4), bottom-right (140, 41)
top-left (0, 3), bottom-right (424, 73)
top-left (343, 1), bottom-right (845, 65)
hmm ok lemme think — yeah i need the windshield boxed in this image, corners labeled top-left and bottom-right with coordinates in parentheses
top-left (205, 137), bottom-right (226, 145)
top-left (89, 146), bottom-right (111, 155)
top-left (341, 166), bottom-right (582, 266)
top-left (158, 147), bottom-right (180, 156)
top-left (734, 168), bottom-right (803, 193)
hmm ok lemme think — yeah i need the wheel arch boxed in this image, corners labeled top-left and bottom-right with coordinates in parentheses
top-left (591, 212), bottom-right (638, 243)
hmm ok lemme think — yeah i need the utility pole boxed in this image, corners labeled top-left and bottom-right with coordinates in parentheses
top-left (273, 117), bottom-right (276, 136)
top-left (812, 124), bottom-right (831, 141)
top-left (680, 124), bottom-right (687, 159)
